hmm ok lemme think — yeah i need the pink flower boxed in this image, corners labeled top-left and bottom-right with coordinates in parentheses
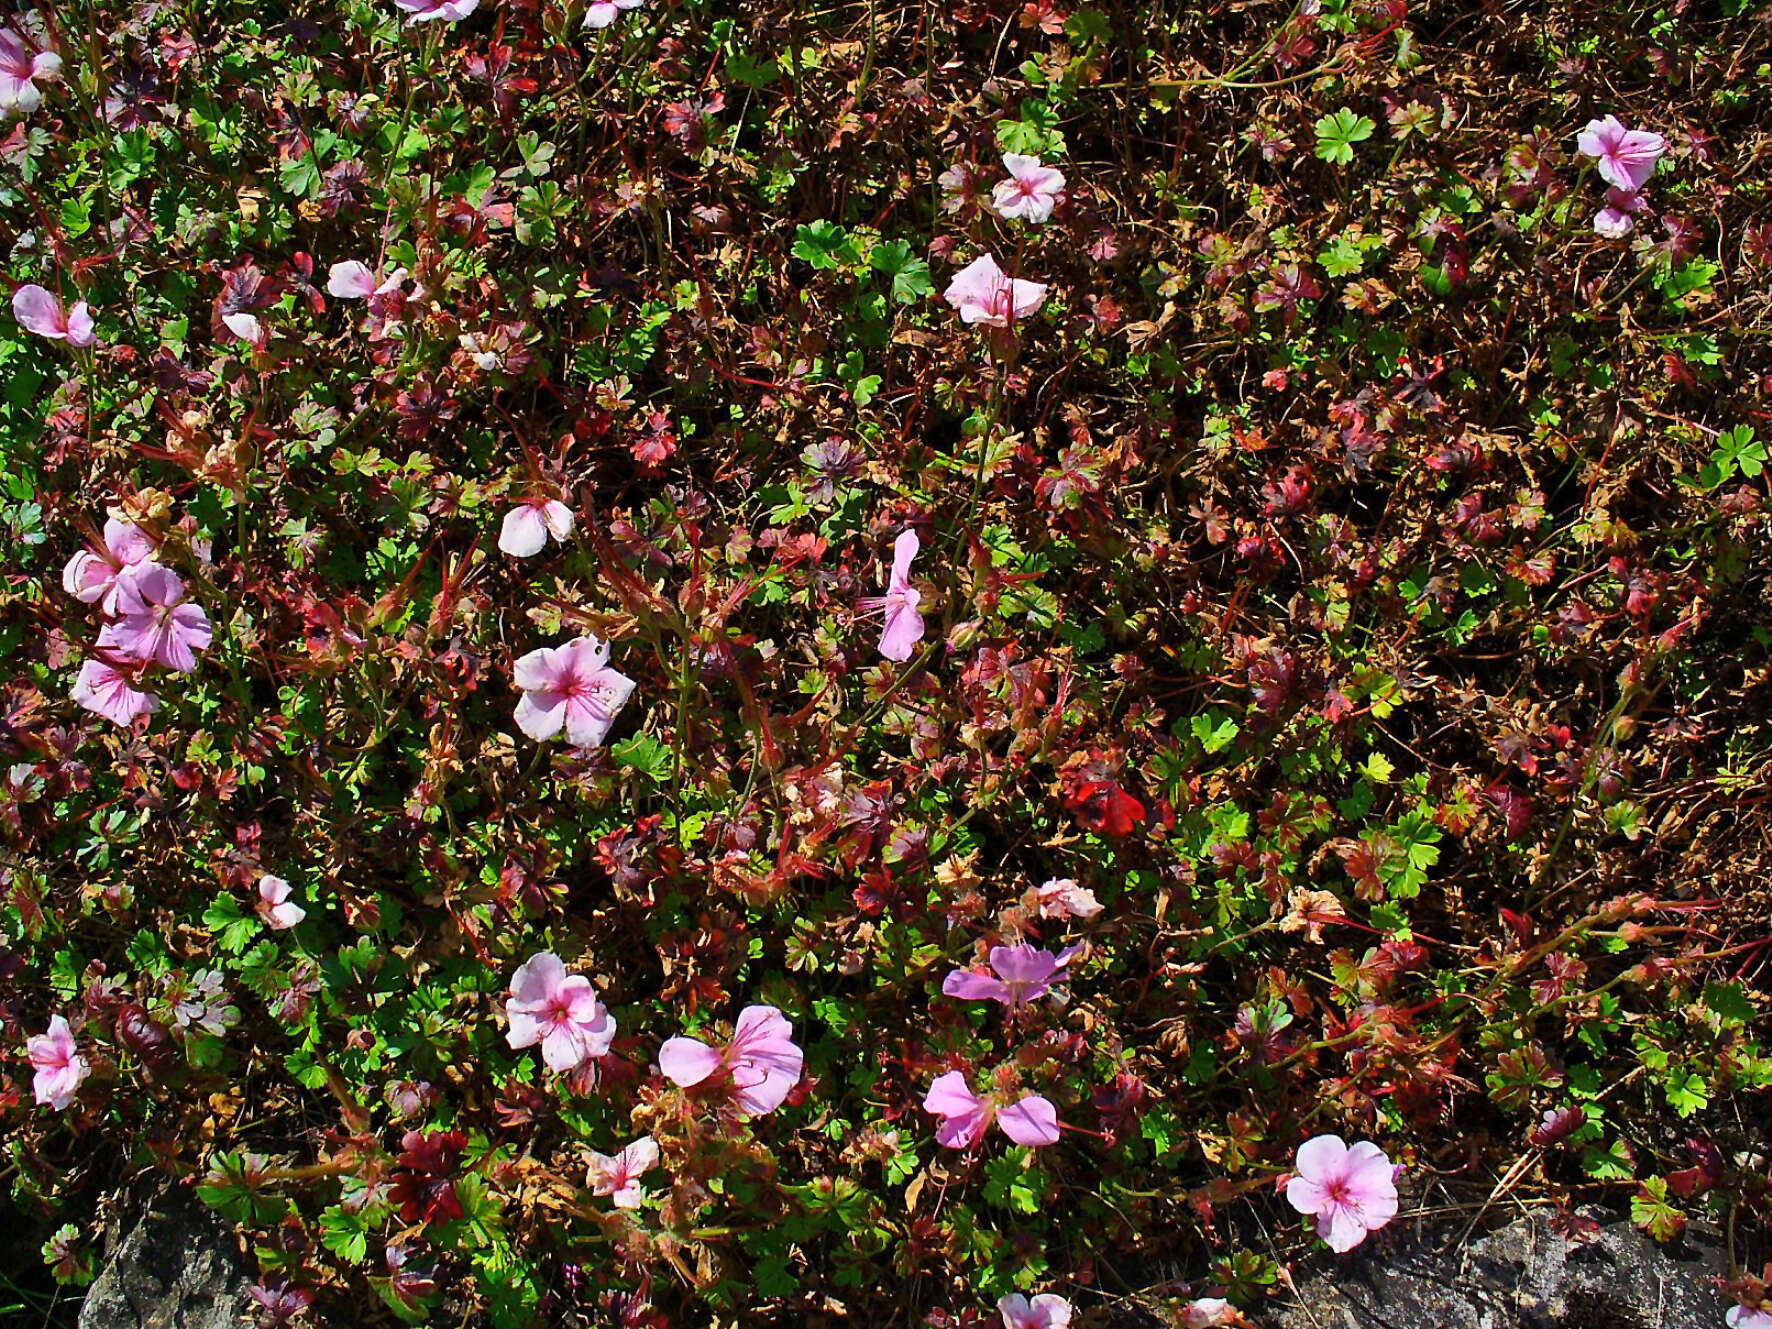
top-left (587, 1136), bottom-right (659, 1209)
top-left (1179, 1300), bottom-right (1235, 1328)
top-left (658, 1005), bottom-right (804, 1117)
top-left (26, 1015), bottom-right (87, 1111)
top-left (257, 875), bottom-right (306, 930)
top-left (0, 27), bottom-right (61, 114)
top-left (858, 530), bottom-right (924, 662)
top-left (100, 564), bottom-right (212, 673)
top-left (512, 635), bottom-right (636, 748)
top-left (999, 1293), bottom-right (1072, 1329)
top-left (923, 1070), bottom-right (1060, 1148)
top-left (1727, 1308), bottom-right (1772, 1329)
top-left (584, 0), bottom-right (642, 27)
top-left (1036, 878), bottom-right (1102, 920)
top-left (498, 498), bottom-right (575, 557)
top-left (1577, 115), bottom-right (1666, 192)
top-left (71, 658), bottom-right (158, 726)
top-left (221, 310), bottom-right (264, 345)
top-left (13, 284), bottom-right (95, 347)
top-left (327, 260), bottom-right (410, 300)
top-left (63, 519), bottom-right (156, 615)
top-left (941, 942), bottom-right (1079, 1010)
top-left (991, 154), bottom-right (1066, 224)
top-left (1285, 1134), bottom-right (1399, 1252)
top-left (943, 254), bottom-right (1048, 328)
top-left (393, 0), bottom-right (479, 22)
top-left (505, 952), bottom-right (617, 1073)
top-left (1593, 187), bottom-right (1649, 238)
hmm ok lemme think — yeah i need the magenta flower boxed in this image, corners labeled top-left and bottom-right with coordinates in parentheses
top-left (498, 498), bottom-right (574, 558)
top-left (942, 942), bottom-right (1079, 1011)
top-left (1577, 115), bottom-right (1666, 192)
top-left (256, 875), bottom-right (306, 931)
top-left (26, 1015), bottom-right (88, 1111)
top-left (584, 0), bottom-right (642, 27)
top-left (587, 1136), bottom-right (659, 1209)
top-left (100, 564), bottom-right (212, 673)
top-left (1036, 878), bottom-right (1102, 921)
top-left (0, 26), bottom-right (61, 114)
top-left (858, 529), bottom-right (924, 662)
top-left (71, 658), bottom-right (158, 726)
top-left (658, 1005), bottom-right (804, 1117)
top-left (327, 260), bottom-right (409, 300)
top-left (1285, 1133), bottom-right (1399, 1252)
top-left (999, 1293), bottom-right (1072, 1329)
top-left (13, 284), bottom-right (95, 347)
top-left (944, 254), bottom-right (1048, 328)
top-left (63, 519), bottom-right (156, 615)
top-left (393, 0), bottom-right (479, 21)
top-left (505, 952), bottom-right (617, 1073)
top-left (991, 153), bottom-right (1066, 224)
top-left (923, 1070), bottom-right (1060, 1148)
top-left (512, 634), bottom-right (636, 748)
top-left (1593, 187), bottom-right (1649, 239)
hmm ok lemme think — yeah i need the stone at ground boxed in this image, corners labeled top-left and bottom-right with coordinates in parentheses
top-left (79, 1189), bottom-right (252, 1329)
top-left (1271, 1208), bottom-right (1727, 1329)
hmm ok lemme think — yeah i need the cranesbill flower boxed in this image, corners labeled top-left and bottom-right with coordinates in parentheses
top-left (257, 875), bottom-right (306, 930)
top-left (26, 1015), bottom-right (87, 1111)
top-left (1179, 1300), bottom-right (1236, 1328)
top-left (1036, 878), bottom-right (1103, 920)
top-left (943, 253), bottom-right (1048, 328)
top-left (63, 519), bottom-right (156, 615)
top-left (498, 498), bottom-right (575, 558)
top-left (102, 564), bottom-right (212, 673)
top-left (512, 634), bottom-right (636, 748)
top-left (327, 260), bottom-right (410, 300)
top-left (858, 529), bottom-right (924, 662)
top-left (942, 942), bottom-right (1079, 1011)
top-left (991, 154), bottom-right (1066, 224)
top-left (999, 1293), bottom-right (1072, 1329)
top-left (1727, 1307), bottom-right (1772, 1329)
top-left (584, 0), bottom-right (642, 27)
top-left (1593, 187), bottom-right (1649, 239)
top-left (13, 284), bottom-right (95, 347)
top-left (393, 0), bottom-right (479, 22)
top-left (1577, 115), bottom-right (1665, 191)
top-left (923, 1070), bottom-right (1060, 1147)
top-left (0, 26), bottom-right (61, 114)
top-left (1285, 1133), bottom-right (1399, 1252)
top-left (505, 952), bottom-right (617, 1073)
top-left (659, 1005), bottom-right (804, 1117)
top-left (587, 1137), bottom-right (659, 1209)
top-left (71, 658), bottom-right (158, 726)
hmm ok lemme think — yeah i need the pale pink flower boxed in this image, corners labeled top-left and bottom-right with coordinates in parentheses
top-left (101, 564), bottom-right (212, 673)
top-left (327, 260), bottom-right (409, 300)
top-left (1285, 1134), bottom-right (1399, 1252)
top-left (13, 284), bottom-right (95, 347)
top-left (942, 942), bottom-right (1079, 1011)
top-left (943, 254), bottom-right (1048, 328)
top-left (999, 1293), bottom-right (1072, 1329)
top-left (393, 0), bottom-right (479, 22)
top-left (923, 1070), bottom-right (1060, 1148)
top-left (1180, 1300), bottom-right (1236, 1328)
top-left (1727, 1308), bottom-right (1772, 1329)
top-left (658, 1005), bottom-right (804, 1117)
top-left (584, 0), bottom-right (642, 27)
top-left (587, 1136), bottom-right (659, 1209)
top-left (512, 634), bottom-right (636, 748)
top-left (498, 498), bottom-right (574, 557)
top-left (26, 1015), bottom-right (87, 1111)
top-left (1577, 115), bottom-right (1665, 191)
top-left (0, 27), bottom-right (61, 114)
top-left (221, 311), bottom-right (264, 345)
top-left (1593, 187), bottom-right (1649, 238)
top-left (1036, 878), bottom-right (1102, 920)
top-left (858, 529), bottom-right (924, 662)
top-left (505, 952), bottom-right (617, 1073)
top-left (71, 658), bottom-right (158, 726)
top-left (991, 154), bottom-right (1066, 224)
top-left (256, 875), bottom-right (306, 930)
top-left (63, 519), bottom-right (156, 615)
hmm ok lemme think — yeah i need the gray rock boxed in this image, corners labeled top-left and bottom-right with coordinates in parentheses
top-left (79, 1189), bottom-right (253, 1329)
top-left (1272, 1209), bottom-right (1727, 1329)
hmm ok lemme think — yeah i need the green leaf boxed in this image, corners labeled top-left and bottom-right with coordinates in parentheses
top-left (202, 894), bottom-right (261, 954)
top-left (792, 221), bottom-right (862, 270)
top-left (1314, 107), bottom-right (1376, 165)
top-left (319, 1205), bottom-right (370, 1264)
top-left (611, 732), bottom-right (674, 782)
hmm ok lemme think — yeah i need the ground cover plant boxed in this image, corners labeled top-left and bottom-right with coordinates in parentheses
top-left (2, 0), bottom-right (1770, 1323)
